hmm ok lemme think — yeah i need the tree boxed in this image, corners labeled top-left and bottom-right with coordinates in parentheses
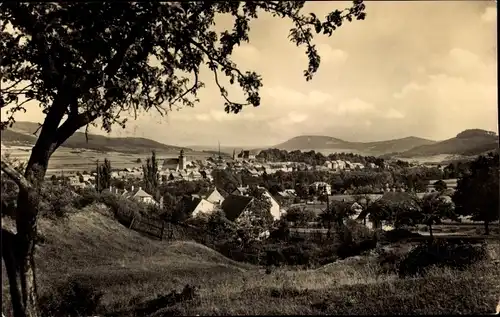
top-left (0, 2), bottom-right (366, 316)
top-left (320, 200), bottom-right (354, 238)
top-left (284, 207), bottom-right (316, 227)
top-left (453, 152), bottom-right (499, 235)
top-left (433, 180), bottom-right (447, 193)
top-left (142, 151), bottom-right (159, 197)
top-left (96, 158), bottom-right (111, 192)
top-left (417, 193), bottom-right (455, 240)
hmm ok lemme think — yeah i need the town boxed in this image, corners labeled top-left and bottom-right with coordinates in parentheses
top-left (1, 1), bottom-right (498, 317)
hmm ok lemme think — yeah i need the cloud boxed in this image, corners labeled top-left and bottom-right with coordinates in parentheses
top-left (262, 86), bottom-right (334, 107)
top-left (384, 108), bottom-right (405, 119)
top-left (317, 44), bottom-right (349, 64)
top-left (481, 6), bottom-right (496, 23)
top-left (333, 98), bottom-right (376, 115)
top-left (391, 72), bottom-right (497, 139)
top-left (231, 44), bottom-right (261, 65)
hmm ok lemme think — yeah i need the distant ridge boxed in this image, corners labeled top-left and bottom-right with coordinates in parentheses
top-left (1, 121), bottom-right (191, 154)
top-left (268, 135), bottom-right (437, 155)
top-left (397, 129), bottom-right (498, 157)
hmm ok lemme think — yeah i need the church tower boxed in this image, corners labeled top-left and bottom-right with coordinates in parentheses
top-left (179, 149), bottom-right (187, 170)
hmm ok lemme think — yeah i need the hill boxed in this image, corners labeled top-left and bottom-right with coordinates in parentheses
top-left (398, 129), bottom-right (499, 158)
top-left (1, 121), bottom-right (190, 154)
top-left (270, 135), bottom-right (436, 155)
top-left (1, 204), bottom-right (252, 314)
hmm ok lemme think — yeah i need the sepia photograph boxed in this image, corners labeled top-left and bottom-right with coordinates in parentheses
top-left (1, 1), bottom-right (499, 316)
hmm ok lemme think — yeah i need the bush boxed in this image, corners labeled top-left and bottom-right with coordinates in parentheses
top-left (38, 184), bottom-right (77, 220)
top-left (398, 240), bottom-right (488, 278)
top-left (73, 188), bottom-right (102, 209)
top-left (336, 220), bottom-right (377, 259)
top-left (100, 191), bottom-right (144, 225)
top-left (39, 279), bottom-right (103, 317)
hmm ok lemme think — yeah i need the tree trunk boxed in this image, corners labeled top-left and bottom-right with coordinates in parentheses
top-left (7, 156), bottom-right (50, 317)
top-left (484, 221), bottom-right (489, 236)
top-left (428, 224), bottom-right (434, 243)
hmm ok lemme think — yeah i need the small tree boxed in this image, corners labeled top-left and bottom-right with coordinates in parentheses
top-left (417, 193), bottom-right (456, 240)
top-left (96, 159), bottom-right (111, 192)
top-left (284, 207), bottom-right (317, 227)
top-left (142, 151), bottom-right (159, 197)
top-left (320, 200), bottom-right (354, 238)
top-left (453, 152), bottom-right (499, 235)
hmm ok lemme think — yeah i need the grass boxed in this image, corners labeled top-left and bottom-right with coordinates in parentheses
top-left (2, 204), bottom-right (500, 316)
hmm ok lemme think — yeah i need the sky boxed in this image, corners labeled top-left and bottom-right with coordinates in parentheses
top-left (2, 1), bottom-right (498, 147)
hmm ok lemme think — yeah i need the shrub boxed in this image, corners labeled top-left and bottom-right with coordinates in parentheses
top-left (73, 188), bottom-right (102, 209)
top-left (38, 184), bottom-right (77, 220)
top-left (398, 240), bottom-right (488, 278)
top-left (336, 220), bottom-right (377, 259)
top-left (100, 191), bottom-right (144, 225)
top-left (39, 279), bottom-right (103, 317)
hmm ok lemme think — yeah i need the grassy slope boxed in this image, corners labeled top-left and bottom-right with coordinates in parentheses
top-left (1, 121), bottom-right (189, 154)
top-left (2, 205), bottom-right (499, 316)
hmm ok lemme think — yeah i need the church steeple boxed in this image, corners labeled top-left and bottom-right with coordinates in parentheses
top-left (179, 149), bottom-right (186, 170)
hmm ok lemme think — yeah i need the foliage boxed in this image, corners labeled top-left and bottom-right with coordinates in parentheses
top-left (284, 207), bottom-right (317, 226)
top-left (96, 158), bottom-right (111, 192)
top-left (398, 241), bottom-right (488, 278)
top-left (453, 152), bottom-right (499, 234)
top-left (142, 151), bottom-right (159, 198)
top-left (38, 184), bottom-right (77, 220)
top-left (416, 193), bottom-right (456, 238)
top-left (237, 187), bottom-right (274, 239)
top-left (38, 279), bottom-right (103, 317)
top-left (256, 148), bottom-right (385, 168)
top-left (433, 180), bottom-right (447, 193)
top-left (0, 1), bottom-right (366, 315)
top-left (321, 200), bottom-right (356, 228)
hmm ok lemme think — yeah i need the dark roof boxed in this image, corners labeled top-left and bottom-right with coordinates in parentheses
top-left (179, 196), bottom-right (202, 214)
top-left (220, 194), bottom-right (254, 221)
top-left (163, 158), bottom-right (180, 167)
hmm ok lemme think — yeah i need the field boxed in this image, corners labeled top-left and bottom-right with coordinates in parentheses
top-left (1, 145), bottom-right (214, 174)
top-left (2, 204), bottom-right (500, 316)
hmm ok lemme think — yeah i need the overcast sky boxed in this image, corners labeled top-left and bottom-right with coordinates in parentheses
top-left (3, 1), bottom-right (498, 147)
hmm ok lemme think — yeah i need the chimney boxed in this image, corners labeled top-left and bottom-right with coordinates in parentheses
top-left (138, 186), bottom-right (142, 191)
top-left (131, 185), bottom-right (134, 192)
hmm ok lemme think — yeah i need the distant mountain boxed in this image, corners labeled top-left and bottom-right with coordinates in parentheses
top-left (398, 129), bottom-right (499, 158)
top-left (1, 121), bottom-right (191, 154)
top-left (269, 135), bottom-right (436, 155)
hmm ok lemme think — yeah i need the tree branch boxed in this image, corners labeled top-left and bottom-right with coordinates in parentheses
top-left (0, 159), bottom-right (32, 192)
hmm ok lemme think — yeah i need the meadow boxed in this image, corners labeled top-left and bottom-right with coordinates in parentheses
top-left (1, 145), bottom-right (213, 174)
top-left (2, 203), bottom-right (499, 316)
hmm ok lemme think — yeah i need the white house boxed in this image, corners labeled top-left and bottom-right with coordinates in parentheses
top-left (189, 198), bottom-right (217, 218)
top-left (232, 186), bottom-right (282, 220)
top-left (310, 181), bottom-right (332, 195)
top-left (124, 186), bottom-right (159, 206)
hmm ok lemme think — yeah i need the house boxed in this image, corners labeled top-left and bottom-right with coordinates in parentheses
top-left (124, 186), bottom-right (158, 206)
top-left (232, 186), bottom-right (282, 220)
top-left (192, 187), bottom-right (228, 204)
top-left (309, 182), bottom-right (332, 195)
top-left (181, 196), bottom-right (217, 218)
top-left (220, 194), bottom-right (255, 221)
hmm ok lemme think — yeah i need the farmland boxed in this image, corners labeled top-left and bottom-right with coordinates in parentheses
top-left (1, 145), bottom-right (213, 175)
